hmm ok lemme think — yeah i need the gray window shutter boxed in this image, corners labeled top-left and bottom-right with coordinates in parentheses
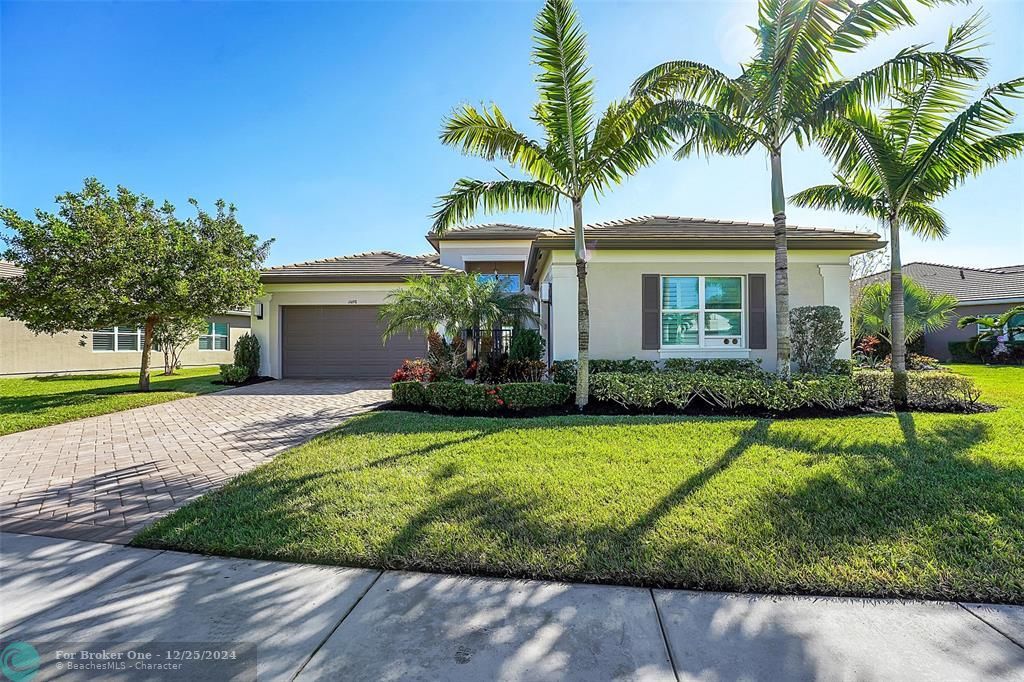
top-left (748, 273), bottom-right (767, 349)
top-left (642, 274), bottom-right (660, 350)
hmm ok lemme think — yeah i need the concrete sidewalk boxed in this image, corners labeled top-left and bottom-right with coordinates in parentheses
top-left (1, 532), bottom-right (1022, 681)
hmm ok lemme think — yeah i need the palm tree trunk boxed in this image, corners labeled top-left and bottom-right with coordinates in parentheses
top-left (572, 198), bottom-right (590, 408)
top-left (770, 149), bottom-right (791, 379)
top-left (139, 316), bottom-right (156, 392)
top-left (889, 214), bottom-right (908, 410)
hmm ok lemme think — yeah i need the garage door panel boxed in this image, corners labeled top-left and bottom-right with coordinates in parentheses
top-left (281, 305), bottom-right (425, 379)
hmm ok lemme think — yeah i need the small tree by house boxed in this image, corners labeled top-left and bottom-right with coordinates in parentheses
top-left (0, 178), bottom-right (271, 391)
top-left (153, 316), bottom-right (208, 375)
top-left (853, 278), bottom-right (958, 350)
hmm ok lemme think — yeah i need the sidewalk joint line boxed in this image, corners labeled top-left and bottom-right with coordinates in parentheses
top-left (956, 602), bottom-right (1024, 651)
top-left (650, 588), bottom-right (680, 682)
top-left (290, 569), bottom-right (384, 681)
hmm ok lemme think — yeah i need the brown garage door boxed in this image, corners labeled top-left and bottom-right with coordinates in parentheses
top-left (281, 305), bottom-right (425, 380)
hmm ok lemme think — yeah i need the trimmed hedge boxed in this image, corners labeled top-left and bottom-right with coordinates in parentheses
top-left (590, 371), bottom-right (861, 413)
top-left (219, 363), bottom-right (249, 384)
top-left (392, 381), bottom-right (571, 413)
top-left (662, 358), bottom-right (763, 376)
top-left (854, 370), bottom-right (981, 411)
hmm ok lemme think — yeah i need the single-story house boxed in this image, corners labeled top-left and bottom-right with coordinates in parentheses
top-left (0, 261), bottom-right (250, 377)
top-left (853, 262), bottom-right (1024, 360)
top-left (251, 216), bottom-right (882, 379)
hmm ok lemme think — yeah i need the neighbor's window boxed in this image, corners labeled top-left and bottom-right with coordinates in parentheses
top-left (199, 322), bottom-right (229, 350)
top-left (92, 326), bottom-right (143, 352)
top-left (661, 276), bottom-right (744, 347)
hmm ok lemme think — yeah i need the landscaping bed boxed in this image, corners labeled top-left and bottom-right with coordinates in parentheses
top-left (136, 365), bottom-right (1024, 603)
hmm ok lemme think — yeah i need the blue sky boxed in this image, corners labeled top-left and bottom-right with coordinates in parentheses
top-left (2, 0), bottom-right (1021, 269)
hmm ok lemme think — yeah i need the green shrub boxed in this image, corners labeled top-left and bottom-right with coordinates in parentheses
top-left (509, 329), bottom-right (545, 362)
top-left (422, 382), bottom-right (500, 412)
top-left (589, 371), bottom-right (860, 413)
top-left (219, 363), bottom-right (249, 384)
top-left (391, 381), bottom-right (427, 406)
top-left (233, 333), bottom-right (261, 378)
top-left (550, 360), bottom-right (578, 385)
top-left (948, 341), bottom-right (978, 363)
top-left (791, 305), bottom-right (845, 374)
top-left (661, 358), bottom-right (763, 376)
top-left (491, 383), bottom-right (571, 410)
top-left (591, 358), bottom-right (658, 374)
top-left (854, 370), bottom-right (981, 411)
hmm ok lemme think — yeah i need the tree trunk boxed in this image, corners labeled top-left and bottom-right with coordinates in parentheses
top-left (770, 149), bottom-right (791, 379)
top-left (139, 316), bottom-right (156, 392)
top-left (889, 214), bottom-right (908, 410)
top-left (163, 345), bottom-right (173, 375)
top-left (572, 199), bottom-right (590, 408)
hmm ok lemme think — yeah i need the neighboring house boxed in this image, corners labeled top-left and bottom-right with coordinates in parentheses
top-left (251, 216), bottom-right (881, 379)
top-left (0, 261), bottom-right (250, 376)
top-left (853, 262), bottom-right (1024, 360)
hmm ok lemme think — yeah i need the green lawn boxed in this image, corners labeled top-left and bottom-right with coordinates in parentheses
top-left (135, 364), bottom-right (1024, 603)
top-left (0, 366), bottom-right (227, 436)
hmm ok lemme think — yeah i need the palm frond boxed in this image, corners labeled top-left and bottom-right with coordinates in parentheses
top-left (431, 178), bottom-right (562, 234)
top-left (586, 96), bottom-right (676, 192)
top-left (789, 183), bottom-right (884, 219)
top-left (898, 201), bottom-right (948, 238)
top-left (817, 109), bottom-right (903, 197)
top-left (532, 0), bottom-right (595, 184)
top-left (811, 47), bottom-right (987, 129)
top-left (643, 99), bottom-right (763, 160)
top-left (904, 77), bottom-right (1024, 201)
top-left (440, 104), bottom-right (561, 184)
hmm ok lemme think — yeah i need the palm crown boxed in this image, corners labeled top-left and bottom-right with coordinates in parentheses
top-left (431, 0), bottom-right (671, 239)
top-left (790, 13), bottom-right (1024, 236)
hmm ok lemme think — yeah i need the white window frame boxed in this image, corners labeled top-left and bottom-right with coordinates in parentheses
top-left (198, 322), bottom-right (230, 351)
top-left (92, 326), bottom-right (143, 353)
top-left (660, 275), bottom-right (745, 349)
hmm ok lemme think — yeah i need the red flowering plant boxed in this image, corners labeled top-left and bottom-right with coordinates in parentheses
top-left (392, 359), bottom-right (435, 383)
top-left (486, 386), bottom-right (505, 407)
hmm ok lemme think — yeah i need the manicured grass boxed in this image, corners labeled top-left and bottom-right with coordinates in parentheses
top-left (0, 366), bottom-right (227, 436)
top-left (135, 365), bottom-right (1024, 603)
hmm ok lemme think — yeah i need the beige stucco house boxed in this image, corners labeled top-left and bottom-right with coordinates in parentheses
top-left (251, 216), bottom-right (882, 379)
top-left (853, 262), bottom-right (1024, 360)
top-left (0, 261), bottom-right (250, 376)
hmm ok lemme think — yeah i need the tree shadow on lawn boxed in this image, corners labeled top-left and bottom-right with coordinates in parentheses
top-left (0, 373), bottom-right (220, 416)
top-left (142, 410), bottom-right (1023, 600)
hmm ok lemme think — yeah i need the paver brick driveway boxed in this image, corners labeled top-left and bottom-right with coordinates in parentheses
top-left (0, 380), bottom-right (391, 543)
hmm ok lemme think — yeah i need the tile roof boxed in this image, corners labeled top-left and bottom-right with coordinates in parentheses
top-left (525, 215), bottom-right (883, 285)
top-left (0, 261), bottom-right (23, 278)
top-left (261, 251), bottom-right (460, 284)
top-left (854, 262), bottom-right (1024, 303)
top-left (425, 223), bottom-right (547, 248)
top-left (540, 215), bottom-right (880, 241)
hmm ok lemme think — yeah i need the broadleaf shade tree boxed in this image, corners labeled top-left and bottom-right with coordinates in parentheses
top-left (0, 178), bottom-right (272, 391)
top-left (632, 0), bottom-right (982, 377)
top-left (791, 12), bottom-right (1024, 407)
top-left (431, 0), bottom-right (674, 407)
top-left (379, 274), bottom-right (538, 344)
top-left (853, 277), bottom-right (958, 346)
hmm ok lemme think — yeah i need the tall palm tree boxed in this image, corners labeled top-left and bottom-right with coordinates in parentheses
top-left (791, 13), bottom-right (1024, 407)
top-left (632, 0), bottom-right (982, 377)
top-left (432, 0), bottom-right (673, 407)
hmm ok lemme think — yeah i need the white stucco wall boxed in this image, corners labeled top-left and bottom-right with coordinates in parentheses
top-left (543, 249), bottom-right (854, 371)
top-left (436, 240), bottom-right (534, 270)
top-left (251, 282), bottom-right (410, 378)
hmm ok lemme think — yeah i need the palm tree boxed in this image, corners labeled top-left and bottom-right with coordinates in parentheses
top-left (791, 13), bottom-right (1024, 407)
top-left (380, 274), bottom-right (537, 342)
top-left (958, 305), bottom-right (1024, 353)
top-left (632, 0), bottom-right (982, 378)
top-left (431, 0), bottom-right (673, 407)
top-left (853, 277), bottom-right (958, 347)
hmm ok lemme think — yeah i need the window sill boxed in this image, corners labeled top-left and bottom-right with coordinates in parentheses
top-left (658, 347), bottom-right (751, 359)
